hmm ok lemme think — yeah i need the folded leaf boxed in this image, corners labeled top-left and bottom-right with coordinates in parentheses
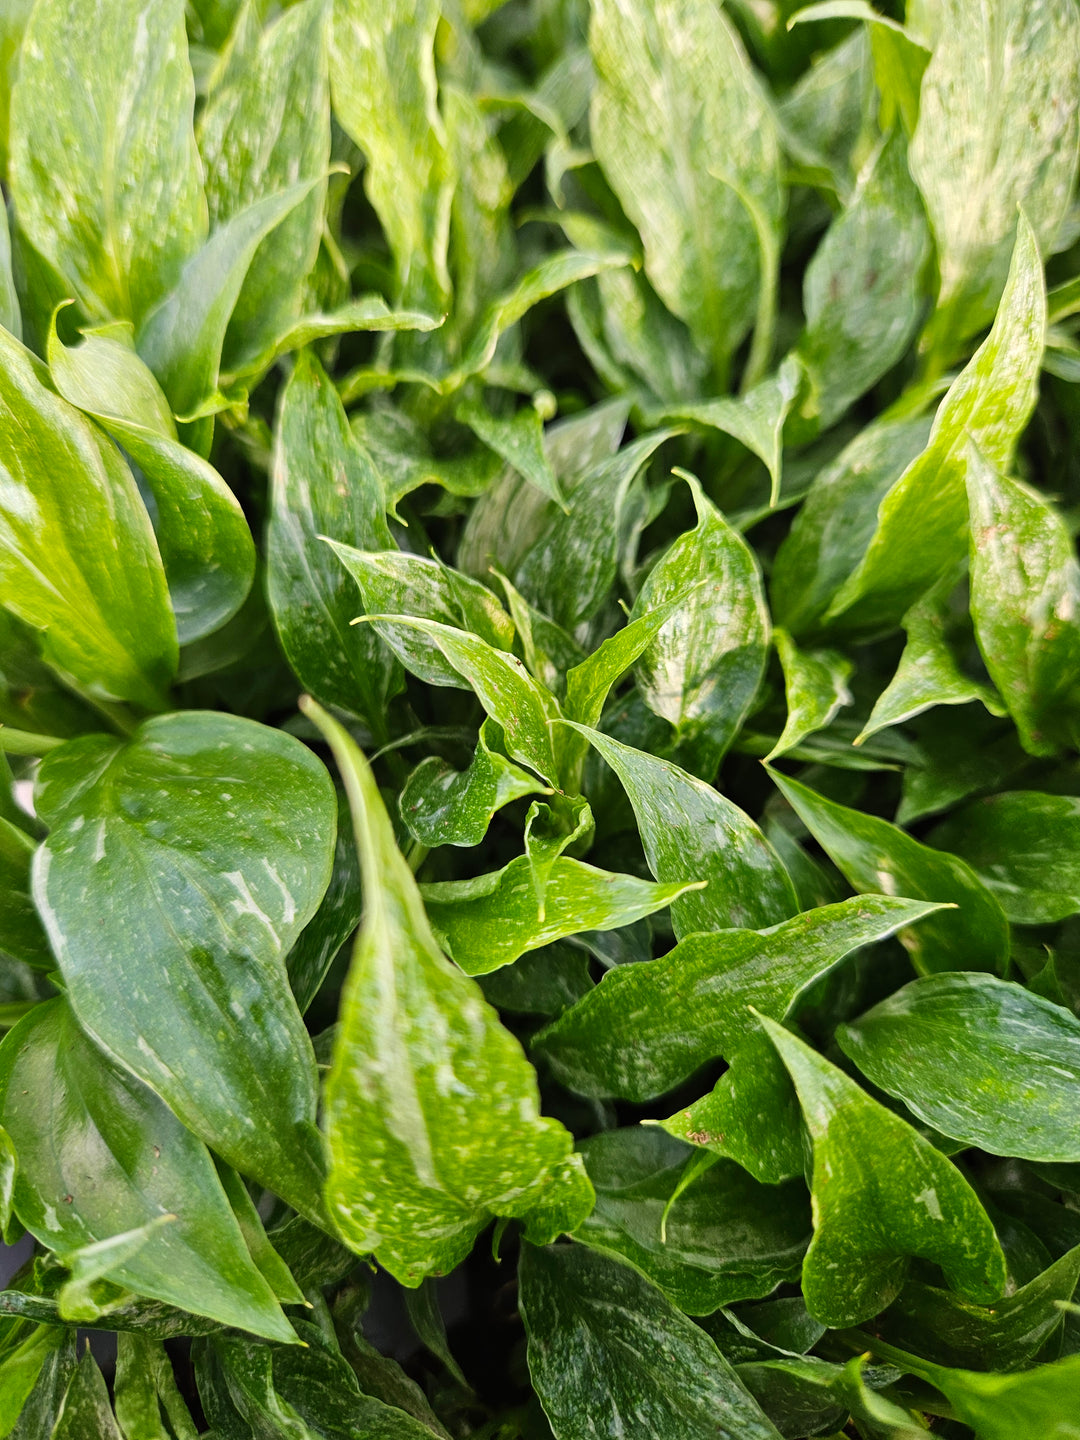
top-left (32, 712), bottom-right (335, 1219)
top-left (457, 398), bottom-right (565, 507)
top-left (115, 1334), bottom-right (199, 1440)
top-left (766, 630), bottom-right (853, 760)
top-left (761, 1016), bottom-right (1007, 1326)
top-left (839, 973), bottom-right (1080, 1162)
top-left (303, 699), bottom-right (593, 1286)
top-left (399, 721), bottom-right (546, 849)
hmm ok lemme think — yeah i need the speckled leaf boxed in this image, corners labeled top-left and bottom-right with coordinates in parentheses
top-left (267, 352), bottom-right (400, 735)
top-left (304, 700), bottom-right (593, 1286)
top-left (400, 721), bottom-right (546, 850)
top-left (797, 128), bottom-right (930, 430)
top-left (910, 0), bottom-right (1080, 344)
top-left (762, 1016), bottom-right (1007, 1327)
top-left (839, 973), bottom-right (1080, 1163)
top-left (252, 297), bottom-right (443, 373)
top-left (589, 0), bottom-right (782, 381)
top-left (457, 399), bottom-right (564, 508)
top-left (766, 630), bottom-right (852, 761)
top-left (47, 319), bottom-right (255, 644)
top-left (32, 712), bottom-right (335, 1220)
top-left (520, 1243), bottom-right (785, 1440)
top-left (0, 326), bottom-right (176, 711)
top-left (0, 1000), bottom-right (294, 1341)
top-left (49, 1350), bottom-right (122, 1440)
top-left (770, 769), bottom-right (1009, 974)
top-left (568, 724), bottom-right (797, 937)
top-left (826, 215), bottom-right (1045, 631)
top-left (9, 0), bottom-right (206, 326)
top-left (327, 542), bottom-right (514, 690)
top-left (420, 857), bottom-right (696, 976)
top-left (535, 895), bottom-right (941, 1101)
top-left (565, 605), bottom-right (682, 731)
top-left (115, 1334), bottom-right (199, 1440)
top-left (574, 1129), bottom-right (809, 1314)
top-left (966, 453), bottom-right (1080, 756)
top-left (197, 0), bottom-right (330, 377)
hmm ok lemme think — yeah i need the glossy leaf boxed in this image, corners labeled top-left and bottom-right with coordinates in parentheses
top-left (457, 399), bottom-right (565, 508)
top-left (267, 352), bottom-right (400, 735)
top-left (0, 1000), bottom-right (294, 1341)
top-left (839, 972), bottom-right (1080, 1162)
top-left (114, 1334), bottom-right (199, 1440)
top-left (767, 630), bottom-right (853, 760)
top-left (762, 1016), bottom-right (1007, 1327)
top-left (399, 721), bottom-right (546, 849)
top-left (0, 818), bottom-right (49, 971)
top-left (0, 325), bottom-right (177, 711)
top-left (966, 452), bottom-right (1080, 756)
top-left (770, 769), bottom-right (1009, 974)
top-left (9, 0), bottom-right (206, 326)
top-left (519, 1243), bottom-right (785, 1440)
top-left (304, 699), bottom-right (593, 1286)
top-left (568, 724), bottom-right (797, 937)
top-left (535, 894), bottom-right (942, 1101)
top-left (32, 712), bottom-right (335, 1219)
top-left (589, 0), bottom-right (782, 380)
top-left (50, 1350), bottom-right (122, 1440)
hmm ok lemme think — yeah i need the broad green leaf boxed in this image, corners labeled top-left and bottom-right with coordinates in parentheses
top-left (197, 0), bottom-right (331, 376)
top-left (0, 326), bottom-right (177, 711)
top-left (589, 0), bottom-right (782, 381)
top-left (0, 1000), bottom-right (294, 1341)
top-left (966, 453), bottom-right (1080, 756)
top-left (766, 630), bottom-right (852, 761)
top-left (304, 700), bottom-right (593, 1286)
top-left (50, 1350), bottom-right (122, 1440)
top-left (856, 584), bottom-right (1004, 743)
top-left (929, 791), bottom-right (1080, 924)
top-left (420, 857), bottom-right (698, 976)
top-left (479, 942), bottom-right (593, 1019)
top-left (896, 706), bottom-right (1031, 826)
top-left (770, 413), bottom-right (932, 637)
top-left (32, 712), bottom-right (335, 1219)
top-left (567, 724), bottom-right (797, 937)
top-left (330, 0), bottom-right (451, 313)
top-left (0, 203), bottom-right (19, 340)
top-left (910, 0), bottom-right (1080, 346)
top-left (770, 769), bottom-right (1009, 974)
top-left (629, 475), bottom-right (769, 772)
top-left (761, 1016), bottom-right (1007, 1327)
top-left (777, 28), bottom-right (875, 199)
top-left (827, 213), bottom-right (1046, 631)
top-left (535, 895), bottom-right (941, 1101)
top-left (327, 542), bottom-right (514, 690)
top-left (575, 1129), bottom-right (809, 1314)
top-left (0, 818), bottom-right (49, 970)
top-left (519, 1243), bottom-right (785, 1440)
top-left (115, 1334), bottom-right (199, 1440)
top-left (267, 352), bottom-right (400, 736)
top-left (47, 318), bottom-right (255, 644)
top-left (457, 399), bottom-right (565, 508)
top-left (797, 128), bottom-right (930, 430)
top-left (9, 0), bottom-right (206, 326)
top-left (399, 720), bottom-right (546, 849)
top-left (137, 178), bottom-right (319, 418)
top-left (876, 1243), bottom-right (1080, 1370)
top-left (0, 1327), bottom-right (67, 1440)
top-left (839, 973), bottom-right (1080, 1163)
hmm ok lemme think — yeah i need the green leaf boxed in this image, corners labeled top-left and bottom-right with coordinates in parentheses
top-left (826, 212), bottom-right (1046, 631)
top-left (910, 0), bottom-right (1080, 345)
top-left (564, 604), bottom-right (683, 730)
top-left (760, 1016), bottom-right (1007, 1327)
top-left (567, 724), bottom-right (797, 938)
top-left (966, 452), bottom-right (1080, 756)
top-left (329, 0), bottom-right (451, 313)
top-left (928, 791), bottom-right (1080, 924)
top-left (115, 1334), bottom-right (199, 1440)
top-left (420, 856), bottom-right (698, 976)
top-left (399, 720), bottom-right (547, 849)
top-left (197, 0), bottom-right (331, 377)
top-left (0, 1), bottom-right (33, 184)
top-left (7, 1331), bottom-right (76, 1440)
top-left (0, 818), bottom-right (49, 970)
top-left (769, 769), bottom-right (1009, 974)
top-left (0, 1327), bottom-right (68, 1440)
top-left (630, 475), bottom-right (770, 770)
top-left (286, 790), bottom-right (363, 1015)
top-left (327, 541), bottom-right (514, 690)
top-left (797, 128), bottom-right (930, 430)
top-left (519, 1243), bottom-right (785, 1440)
top-left (0, 999), bottom-right (294, 1341)
top-left (252, 297), bottom-right (443, 374)
top-left (457, 398), bottom-right (565, 508)
top-left (50, 1349), bottom-right (122, 1440)
top-left (267, 352), bottom-right (400, 735)
top-left (535, 894), bottom-right (942, 1101)
top-left (33, 712), bottom-right (335, 1220)
top-left (588, 0), bottom-right (782, 382)
top-left (766, 630), bottom-right (853, 761)
top-left (856, 583), bottom-right (1004, 743)
top-left (0, 202), bottom-right (20, 341)
top-left (0, 326), bottom-right (177, 711)
top-left (47, 317), bottom-right (255, 644)
top-left (838, 972), bottom-right (1080, 1163)
top-left (303, 699), bottom-right (593, 1286)
top-left (574, 1129), bottom-right (809, 1314)
top-left (9, 0), bottom-right (206, 326)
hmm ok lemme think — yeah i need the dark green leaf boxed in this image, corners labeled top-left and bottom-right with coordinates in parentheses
top-left (457, 399), bottom-right (564, 507)
top-left (114, 1333), bottom-right (199, 1440)
top-left (399, 720), bottom-right (546, 849)
top-left (50, 1349), bottom-right (122, 1440)
top-left (0, 818), bottom-right (49, 970)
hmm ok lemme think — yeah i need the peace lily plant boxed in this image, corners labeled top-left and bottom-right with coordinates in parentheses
top-left (0, 0), bottom-right (1080, 1435)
